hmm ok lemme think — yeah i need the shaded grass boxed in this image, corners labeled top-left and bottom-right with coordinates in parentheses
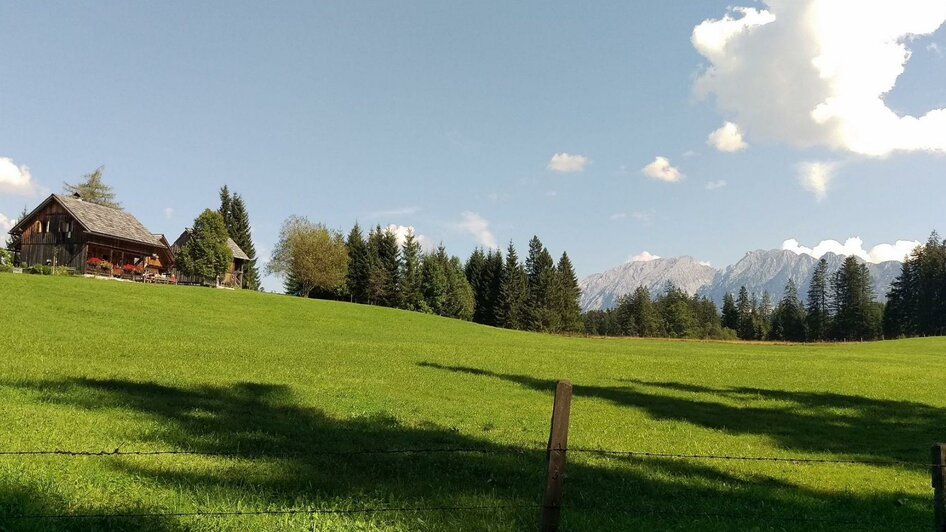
top-left (0, 274), bottom-right (943, 530)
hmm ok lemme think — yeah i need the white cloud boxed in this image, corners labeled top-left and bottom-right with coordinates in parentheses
top-left (610, 212), bottom-right (627, 220)
top-left (547, 153), bottom-right (590, 173)
top-left (782, 237), bottom-right (920, 263)
top-left (163, 207), bottom-right (174, 220)
top-left (631, 210), bottom-right (655, 224)
top-left (0, 213), bottom-right (15, 233)
top-left (629, 251), bottom-right (661, 263)
top-left (707, 122), bottom-right (749, 152)
top-left (699, 260), bottom-right (713, 267)
top-left (693, 2), bottom-right (946, 157)
top-left (370, 207), bottom-right (421, 218)
top-left (928, 42), bottom-right (943, 56)
top-left (641, 156), bottom-right (684, 183)
top-left (682, 150), bottom-right (699, 158)
top-left (385, 224), bottom-right (435, 253)
top-left (458, 212), bottom-right (498, 249)
top-left (545, 190), bottom-right (558, 197)
top-left (705, 179), bottom-right (727, 190)
top-left (0, 157), bottom-right (37, 195)
top-left (798, 161), bottom-right (837, 201)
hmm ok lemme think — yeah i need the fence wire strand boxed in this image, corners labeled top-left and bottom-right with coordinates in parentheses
top-left (0, 446), bottom-right (932, 467)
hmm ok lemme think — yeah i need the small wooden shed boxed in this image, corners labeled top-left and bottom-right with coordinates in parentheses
top-left (170, 229), bottom-right (250, 288)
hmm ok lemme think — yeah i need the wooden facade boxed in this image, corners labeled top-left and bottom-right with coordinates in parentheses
top-left (9, 194), bottom-right (174, 274)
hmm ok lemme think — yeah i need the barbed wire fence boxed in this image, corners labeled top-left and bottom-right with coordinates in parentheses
top-left (0, 380), bottom-right (943, 531)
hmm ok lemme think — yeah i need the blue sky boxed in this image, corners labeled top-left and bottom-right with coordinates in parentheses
top-left (1, 1), bottom-right (944, 291)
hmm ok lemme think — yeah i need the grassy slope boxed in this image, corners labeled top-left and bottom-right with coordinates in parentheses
top-left (0, 274), bottom-right (943, 531)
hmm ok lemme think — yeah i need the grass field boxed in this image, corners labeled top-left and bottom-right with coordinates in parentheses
top-left (0, 274), bottom-right (943, 531)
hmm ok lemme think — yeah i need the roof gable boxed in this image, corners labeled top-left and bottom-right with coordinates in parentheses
top-left (172, 228), bottom-right (251, 261)
top-left (10, 194), bottom-right (164, 248)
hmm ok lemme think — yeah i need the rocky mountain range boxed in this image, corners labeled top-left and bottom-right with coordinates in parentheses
top-left (579, 249), bottom-right (904, 312)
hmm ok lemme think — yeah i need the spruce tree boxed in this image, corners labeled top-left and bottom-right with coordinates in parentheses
top-left (497, 242), bottom-right (528, 329)
top-left (345, 223), bottom-right (370, 303)
top-left (555, 252), bottom-right (583, 333)
top-left (378, 227), bottom-right (401, 307)
top-left (771, 279), bottom-right (807, 341)
top-left (446, 255), bottom-right (475, 321)
top-left (399, 229), bottom-right (426, 311)
top-left (421, 245), bottom-right (449, 314)
top-left (483, 249), bottom-right (504, 326)
top-left (832, 256), bottom-right (879, 340)
top-left (525, 236), bottom-right (559, 332)
top-left (365, 226), bottom-right (391, 305)
top-left (721, 293), bottom-right (739, 331)
top-left (659, 284), bottom-right (696, 338)
top-left (63, 167), bottom-right (120, 208)
top-left (465, 248), bottom-right (489, 323)
top-left (218, 191), bottom-right (260, 290)
top-left (735, 286), bottom-right (756, 340)
top-left (806, 259), bottom-right (831, 341)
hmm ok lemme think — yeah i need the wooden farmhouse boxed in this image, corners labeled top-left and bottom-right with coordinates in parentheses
top-left (7, 194), bottom-right (174, 275)
top-left (171, 229), bottom-right (250, 288)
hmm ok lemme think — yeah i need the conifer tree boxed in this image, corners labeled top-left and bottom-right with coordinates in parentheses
top-left (721, 293), bottom-right (739, 331)
top-left (555, 252), bottom-right (583, 333)
top-left (217, 189), bottom-right (260, 290)
top-left (377, 227), bottom-right (401, 307)
top-left (399, 230), bottom-right (426, 311)
top-left (465, 248), bottom-right (489, 322)
top-left (421, 245), bottom-right (449, 314)
top-left (525, 236), bottom-right (560, 332)
top-left (770, 279), bottom-right (807, 341)
top-left (659, 284), bottom-right (696, 338)
top-left (366, 226), bottom-right (389, 305)
top-left (483, 249), bottom-right (504, 325)
top-left (63, 167), bottom-right (120, 208)
top-left (832, 256), bottom-right (880, 340)
top-left (806, 258), bottom-right (832, 341)
top-left (345, 223), bottom-right (370, 303)
top-left (735, 286), bottom-right (756, 340)
top-left (497, 242), bottom-right (528, 330)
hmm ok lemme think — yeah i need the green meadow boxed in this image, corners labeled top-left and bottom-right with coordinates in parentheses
top-left (0, 274), bottom-right (943, 531)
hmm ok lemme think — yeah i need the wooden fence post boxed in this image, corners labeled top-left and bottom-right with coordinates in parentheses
top-left (933, 444), bottom-right (946, 532)
top-left (540, 380), bottom-right (573, 532)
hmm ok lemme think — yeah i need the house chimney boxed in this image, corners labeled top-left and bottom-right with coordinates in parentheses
top-left (72, 192), bottom-right (83, 201)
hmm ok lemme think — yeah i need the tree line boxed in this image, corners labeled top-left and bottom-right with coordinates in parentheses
top-left (268, 219), bottom-right (583, 332)
top-left (585, 237), bottom-right (946, 343)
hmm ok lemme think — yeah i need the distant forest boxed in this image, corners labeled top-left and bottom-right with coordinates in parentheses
top-left (584, 232), bottom-right (946, 342)
top-left (275, 220), bottom-right (584, 335)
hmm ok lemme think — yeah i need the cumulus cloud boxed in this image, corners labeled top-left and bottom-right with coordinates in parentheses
top-left (0, 157), bottom-right (37, 195)
top-left (693, 2), bottom-right (946, 157)
top-left (705, 179), bottom-right (727, 190)
top-left (707, 122), bottom-right (749, 152)
top-left (0, 213), bottom-right (14, 233)
top-left (385, 224), bottom-right (435, 252)
top-left (629, 251), bottom-right (661, 263)
top-left (699, 260), bottom-right (713, 267)
top-left (798, 161), bottom-right (837, 201)
top-left (458, 212), bottom-right (498, 249)
top-left (782, 237), bottom-right (920, 263)
top-left (641, 156), bottom-right (684, 183)
top-left (547, 153), bottom-right (590, 173)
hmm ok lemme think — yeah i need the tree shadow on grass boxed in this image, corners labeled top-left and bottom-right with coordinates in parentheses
top-left (418, 362), bottom-right (944, 464)
top-left (0, 376), bottom-right (935, 531)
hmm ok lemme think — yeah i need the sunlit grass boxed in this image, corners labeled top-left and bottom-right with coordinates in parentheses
top-left (0, 274), bottom-right (942, 530)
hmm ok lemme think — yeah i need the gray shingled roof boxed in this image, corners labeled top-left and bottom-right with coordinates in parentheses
top-left (54, 194), bottom-right (163, 246)
top-left (172, 228), bottom-right (250, 261)
top-left (227, 238), bottom-right (251, 261)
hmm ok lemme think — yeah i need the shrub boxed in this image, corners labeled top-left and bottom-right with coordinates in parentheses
top-left (0, 264), bottom-right (12, 273)
top-left (27, 265), bottom-right (53, 275)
